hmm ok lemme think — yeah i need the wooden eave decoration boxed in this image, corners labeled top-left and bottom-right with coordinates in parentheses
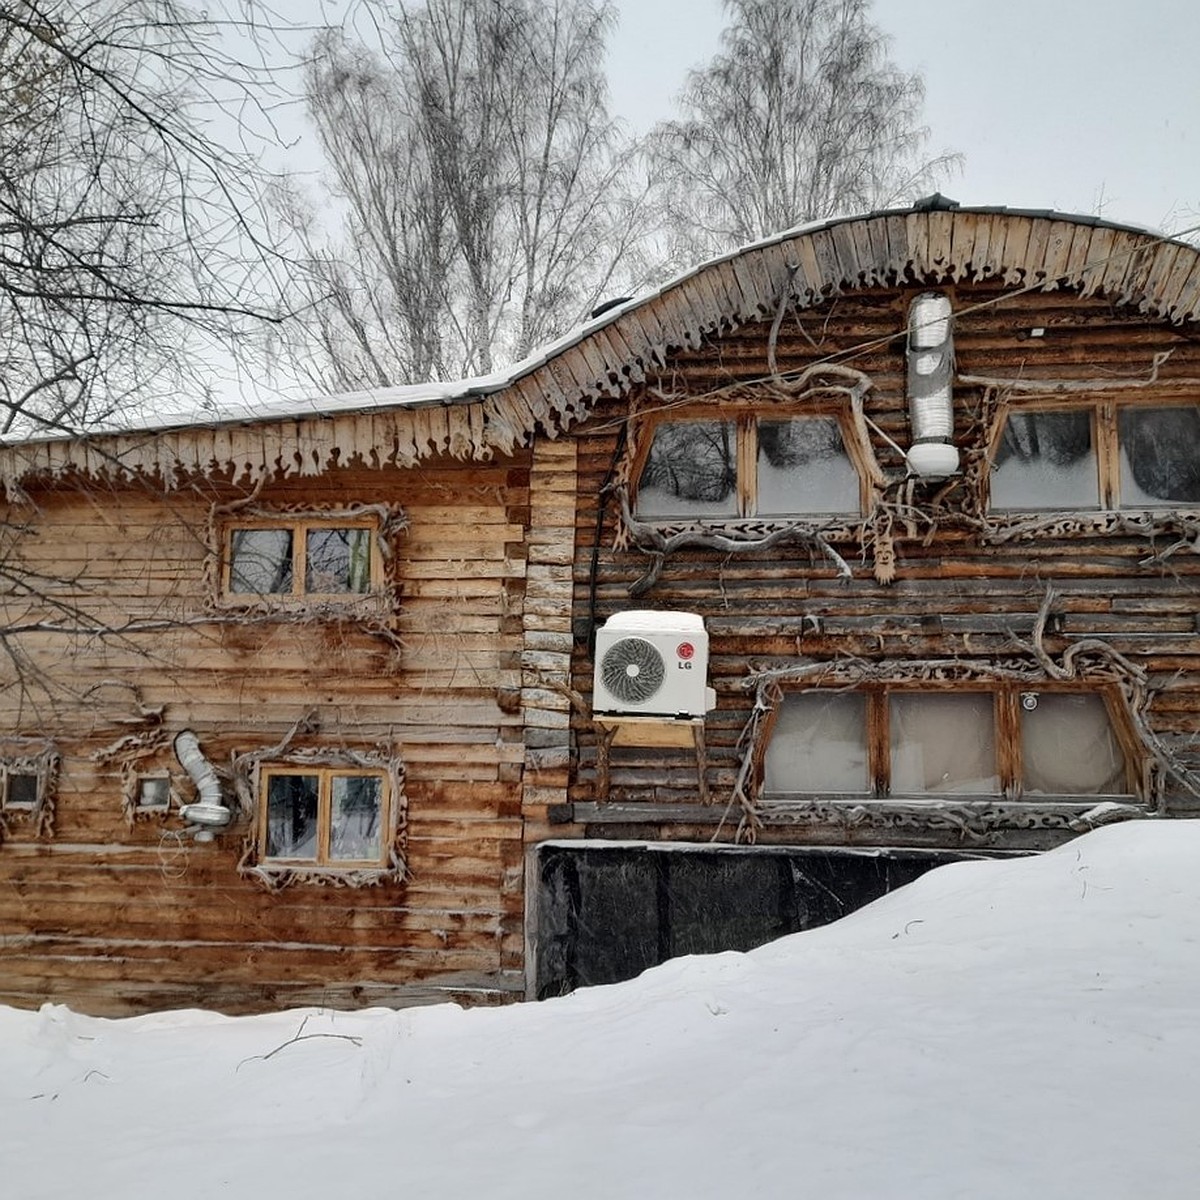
top-left (3, 205), bottom-right (1199, 492)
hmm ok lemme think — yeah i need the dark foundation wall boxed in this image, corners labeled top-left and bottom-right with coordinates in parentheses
top-left (530, 842), bottom-right (993, 998)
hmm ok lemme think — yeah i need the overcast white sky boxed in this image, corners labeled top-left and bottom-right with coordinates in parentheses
top-left (287, 0), bottom-right (1200, 236)
top-left (608, 0), bottom-right (1200, 236)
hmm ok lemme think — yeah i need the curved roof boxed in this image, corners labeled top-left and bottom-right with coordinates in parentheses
top-left (4, 201), bottom-right (1199, 486)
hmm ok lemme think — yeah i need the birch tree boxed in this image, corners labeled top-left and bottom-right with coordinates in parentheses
top-left (0, 0), bottom-right (290, 438)
top-left (280, 0), bottom-right (650, 391)
top-left (649, 0), bottom-right (954, 264)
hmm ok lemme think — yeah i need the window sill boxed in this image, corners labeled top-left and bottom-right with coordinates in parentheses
top-left (240, 860), bottom-right (403, 891)
top-left (630, 514), bottom-right (861, 539)
top-left (211, 592), bottom-right (397, 628)
top-left (568, 796), bottom-right (1147, 831)
top-left (758, 795), bottom-right (1147, 832)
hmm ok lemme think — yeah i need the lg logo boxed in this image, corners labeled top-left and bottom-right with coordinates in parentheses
top-left (676, 641), bottom-right (695, 669)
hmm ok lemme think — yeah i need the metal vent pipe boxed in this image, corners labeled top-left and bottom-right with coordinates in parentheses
top-left (174, 730), bottom-right (231, 840)
top-left (905, 291), bottom-right (960, 478)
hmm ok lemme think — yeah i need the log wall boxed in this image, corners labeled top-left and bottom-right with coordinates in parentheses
top-left (558, 283), bottom-right (1200, 848)
top-left (0, 455), bottom-right (531, 1015)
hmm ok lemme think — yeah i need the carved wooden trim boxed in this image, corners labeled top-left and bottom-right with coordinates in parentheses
top-left (0, 741), bottom-right (60, 841)
top-left (234, 742), bottom-right (409, 892)
top-left (730, 627), bottom-right (1165, 843)
top-left (197, 499), bottom-right (408, 656)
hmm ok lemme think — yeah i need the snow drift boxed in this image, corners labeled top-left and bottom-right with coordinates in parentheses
top-left (2, 820), bottom-right (1198, 1199)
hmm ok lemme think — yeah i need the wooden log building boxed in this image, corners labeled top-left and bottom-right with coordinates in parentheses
top-left (1, 199), bottom-right (1198, 1014)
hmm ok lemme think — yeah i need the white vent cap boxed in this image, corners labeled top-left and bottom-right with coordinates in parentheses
top-left (906, 441), bottom-right (960, 478)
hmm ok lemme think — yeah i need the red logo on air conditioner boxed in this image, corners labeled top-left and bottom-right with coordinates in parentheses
top-left (676, 641), bottom-right (695, 660)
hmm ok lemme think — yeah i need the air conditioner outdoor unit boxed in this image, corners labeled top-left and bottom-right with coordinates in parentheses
top-left (593, 610), bottom-right (716, 719)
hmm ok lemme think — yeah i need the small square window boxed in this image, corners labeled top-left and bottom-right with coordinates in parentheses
top-left (137, 776), bottom-right (172, 809)
top-left (637, 421), bottom-right (738, 518)
top-left (1117, 405), bottom-right (1200, 507)
top-left (305, 527), bottom-right (373, 594)
top-left (757, 417), bottom-right (860, 516)
top-left (1020, 693), bottom-right (1130, 796)
top-left (229, 528), bottom-right (293, 594)
top-left (5, 772), bottom-right (39, 809)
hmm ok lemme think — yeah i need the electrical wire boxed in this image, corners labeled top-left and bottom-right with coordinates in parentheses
top-left (583, 217), bottom-right (1200, 431)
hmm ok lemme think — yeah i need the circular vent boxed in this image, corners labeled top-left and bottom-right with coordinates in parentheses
top-left (600, 637), bottom-right (665, 705)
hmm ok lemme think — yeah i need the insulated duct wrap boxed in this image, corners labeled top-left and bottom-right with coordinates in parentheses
top-left (174, 729), bottom-right (231, 834)
top-left (905, 292), bottom-right (959, 477)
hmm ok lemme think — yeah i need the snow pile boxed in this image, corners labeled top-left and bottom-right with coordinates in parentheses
top-left (3, 821), bottom-right (1198, 1199)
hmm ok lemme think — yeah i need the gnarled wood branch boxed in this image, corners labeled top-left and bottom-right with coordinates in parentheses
top-left (614, 485), bottom-right (852, 596)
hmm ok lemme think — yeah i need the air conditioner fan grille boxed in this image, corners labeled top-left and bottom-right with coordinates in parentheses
top-left (600, 637), bottom-right (665, 705)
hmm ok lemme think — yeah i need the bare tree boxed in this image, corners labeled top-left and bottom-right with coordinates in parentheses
top-left (648, 0), bottom-right (956, 265)
top-left (278, 0), bottom-right (651, 391)
top-left (0, 0), bottom-right (293, 438)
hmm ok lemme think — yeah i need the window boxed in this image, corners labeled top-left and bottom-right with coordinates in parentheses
top-left (990, 401), bottom-right (1200, 511)
top-left (635, 414), bottom-right (862, 519)
top-left (762, 685), bottom-right (1136, 801)
top-left (259, 766), bottom-right (390, 867)
top-left (135, 774), bottom-right (172, 811)
top-left (225, 519), bottom-right (379, 598)
top-left (0, 750), bottom-right (57, 829)
top-left (763, 691), bottom-right (869, 794)
top-left (2, 766), bottom-right (41, 811)
top-left (889, 692), bottom-right (999, 795)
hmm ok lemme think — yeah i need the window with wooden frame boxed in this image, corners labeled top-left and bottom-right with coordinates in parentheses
top-left (224, 517), bottom-right (381, 599)
top-left (989, 399), bottom-right (1200, 512)
top-left (762, 685), bottom-right (1141, 802)
top-left (633, 411), bottom-right (866, 520)
top-left (0, 747), bottom-right (58, 836)
top-left (134, 773), bottom-right (172, 812)
top-left (258, 766), bottom-right (390, 867)
top-left (1, 762), bottom-right (44, 811)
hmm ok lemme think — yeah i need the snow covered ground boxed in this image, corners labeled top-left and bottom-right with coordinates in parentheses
top-left (3, 821), bottom-right (1198, 1199)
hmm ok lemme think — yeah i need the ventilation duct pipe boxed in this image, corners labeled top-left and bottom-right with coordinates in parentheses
top-left (174, 730), bottom-right (231, 842)
top-left (905, 291), bottom-right (960, 478)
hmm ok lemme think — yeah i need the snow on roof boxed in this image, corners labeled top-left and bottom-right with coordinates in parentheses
top-left (8, 200), bottom-right (1186, 448)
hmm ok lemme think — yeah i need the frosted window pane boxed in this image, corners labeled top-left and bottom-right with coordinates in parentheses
top-left (991, 410), bottom-right (1099, 510)
top-left (330, 775), bottom-right (383, 861)
top-left (757, 418), bottom-right (860, 515)
top-left (889, 693), bottom-right (998, 794)
top-left (636, 421), bottom-right (738, 517)
top-left (307, 528), bottom-right (372, 593)
top-left (230, 528), bottom-right (293, 594)
top-left (137, 777), bottom-right (170, 808)
top-left (265, 773), bottom-right (319, 859)
top-left (763, 692), bottom-right (869, 794)
top-left (1118, 406), bottom-right (1200, 507)
top-left (1021, 693), bottom-right (1129, 795)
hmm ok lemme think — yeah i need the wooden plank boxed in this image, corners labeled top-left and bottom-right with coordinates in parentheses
top-left (997, 216), bottom-right (1032, 285)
